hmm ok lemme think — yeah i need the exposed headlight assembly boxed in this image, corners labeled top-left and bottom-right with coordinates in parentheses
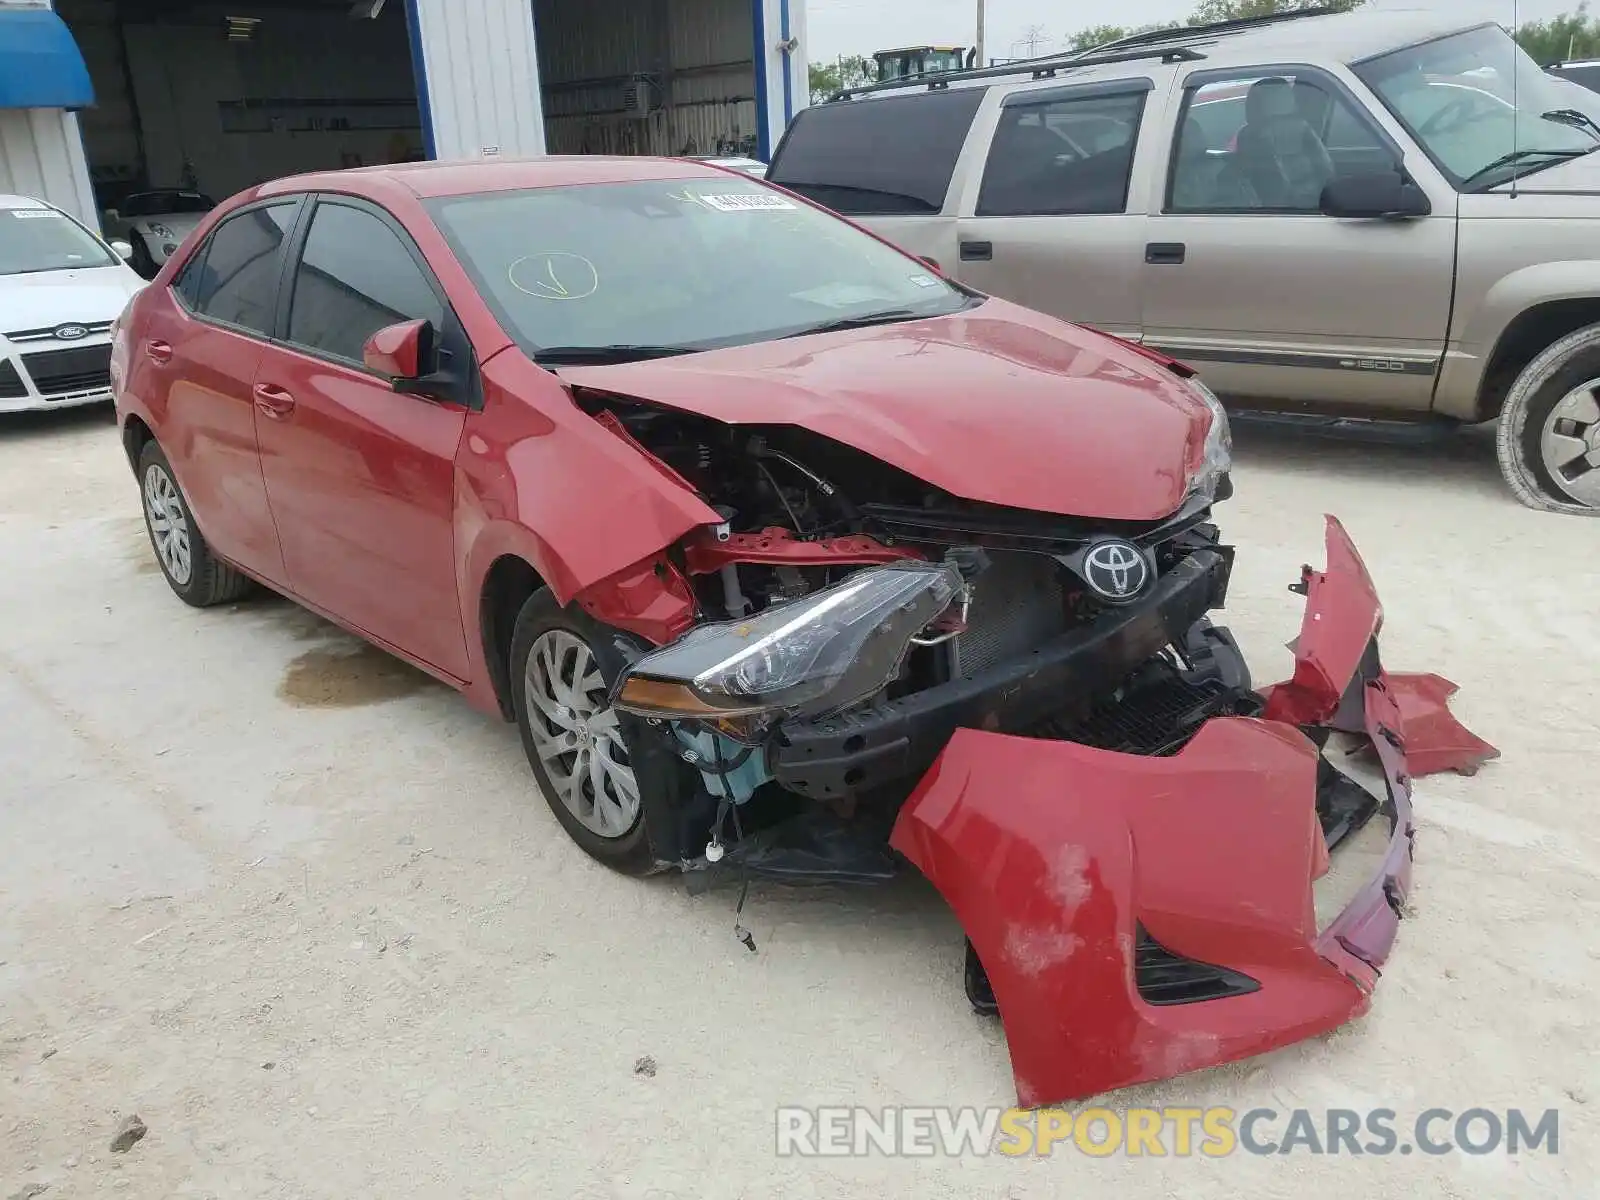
top-left (612, 561), bottom-right (964, 738)
top-left (1185, 376), bottom-right (1233, 503)
top-left (148, 221), bottom-right (174, 239)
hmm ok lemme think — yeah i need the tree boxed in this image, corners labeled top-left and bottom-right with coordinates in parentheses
top-left (808, 54), bottom-right (874, 103)
top-left (1189, 0), bottom-right (1365, 19)
top-left (1069, 23), bottom-right (1180, 52)
top-left (1514, 3), bottom-right (1600, 65)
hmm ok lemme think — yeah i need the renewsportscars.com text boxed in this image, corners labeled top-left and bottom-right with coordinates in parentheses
top-left (774, 1106), bottom-right (1561, 1158)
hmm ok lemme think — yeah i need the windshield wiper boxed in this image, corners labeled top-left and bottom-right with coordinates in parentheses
top-left (1461, 147), bottom-right (1591, 192)
top-left (781, 308), bottom-right (924, 339)
top-left (1541, 108), bottom-right (1600, 141)
top-left (533, 344), bottom-right (701, 366)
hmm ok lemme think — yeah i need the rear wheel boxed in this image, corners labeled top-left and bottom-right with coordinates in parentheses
top-left (1497, 324), bottom-right (1600, 515)
top-left (137, 441), bottom-right (253, 606)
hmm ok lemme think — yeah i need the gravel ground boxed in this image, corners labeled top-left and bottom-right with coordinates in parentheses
top-left (1, 406), bottom-right (1596, 1199)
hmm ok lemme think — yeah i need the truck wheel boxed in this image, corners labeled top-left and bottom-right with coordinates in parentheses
top-left (1497, 323), bottom-right (1600, 515)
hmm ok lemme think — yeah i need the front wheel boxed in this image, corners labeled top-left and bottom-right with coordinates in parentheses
top-left (508, 590), bottom-right (689, 875)
top-left (1497, 324), bottom-right (1600, 516)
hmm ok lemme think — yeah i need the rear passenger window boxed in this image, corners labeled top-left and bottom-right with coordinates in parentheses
top-left (768, 88), bottom-right (986, 215)
top-left (286, 202), bottom-right (443, 365)
top-left (187, 203), bottom-right (297, 334)
top-left (976, 89), bottom-right (1147, 217)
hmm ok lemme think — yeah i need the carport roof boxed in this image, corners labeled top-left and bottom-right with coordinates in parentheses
top-left (0, 7), bottom-right (94, 110)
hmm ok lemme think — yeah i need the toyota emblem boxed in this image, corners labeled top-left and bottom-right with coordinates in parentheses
top-left (53, 324), bottom-right (88, 341)
top-left (1082, 539), bottom-right (1150, 603)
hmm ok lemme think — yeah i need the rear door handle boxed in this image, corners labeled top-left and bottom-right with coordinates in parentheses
top-left (145, 340), bottom-right (173, 365)
top-left (1145, 242), bottom-right (1187, 265)
top-left (959, 240), bottom-right (993, 262)
top-left (252, 383), bottom-right (296, 419)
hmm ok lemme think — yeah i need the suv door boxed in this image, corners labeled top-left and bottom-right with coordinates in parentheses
top-left (140, 199), bottom-right (301, 585)
top-left (952, 79), bottom-right (1157, 340)
top-left (1141, 65), bottom-right (1456, 409)
top-left (254, 195), bottom-right (473, 678)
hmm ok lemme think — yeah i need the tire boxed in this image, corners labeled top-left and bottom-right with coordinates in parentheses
top-left (137, 440), bottom-right (254, 606)
top-left (508, 589), bottom-right (688, 875)
top-left (1496, 323), bottom-right (1600, 516)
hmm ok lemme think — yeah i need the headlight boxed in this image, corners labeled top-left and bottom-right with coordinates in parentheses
top-left (612, 561), bottom-right (964, 737)
top-left (1185, 376), bottom-right (1233, 503)
top-left (148, 222), bottom-right (174, 239)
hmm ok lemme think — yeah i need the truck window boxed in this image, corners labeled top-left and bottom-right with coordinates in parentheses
top-left (976, 89), bottom-right (1147, 217)
top-left (767, 89), bottom-right (986, 216)
top-left (1168, 73), bottom-right (1391, 212)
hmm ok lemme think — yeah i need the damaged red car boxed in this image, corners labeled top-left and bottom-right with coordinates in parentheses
top-left (111, 157), bottom-right (1497, 1108)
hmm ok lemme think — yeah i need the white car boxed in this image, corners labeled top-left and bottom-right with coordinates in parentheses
top-left (0, 194), bottom-right (146, 414)
top-left (100, 189), bottom-right (214, 278)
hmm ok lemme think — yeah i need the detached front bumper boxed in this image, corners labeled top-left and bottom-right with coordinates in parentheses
top-left (889, 517), bottom-right (1498, 1108)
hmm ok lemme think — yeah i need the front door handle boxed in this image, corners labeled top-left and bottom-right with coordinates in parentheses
top-left (959, 240), bottom-right (993, 262)
top-left (145, 340), bottom-right (173, 365)
top-left (252, 383), bottom-right (296, 419)
top-left (1145, 242), bottom-right (1187, 265)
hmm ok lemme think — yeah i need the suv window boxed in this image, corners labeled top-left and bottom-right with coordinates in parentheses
top-left (767, 88), bottom-right (986, 215)
top-left (286, 202), bottom-right (443, 365)
top-left (186, 203), bottom-right (298, 334)
top-left (977, 89), bottom-right (1146, 217)
top-left (1169, 73), bottom-right (1391, 212)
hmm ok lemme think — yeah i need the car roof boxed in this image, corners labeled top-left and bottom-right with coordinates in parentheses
top-left (840, 9), bottom-right (1488, 106)
top-left (254, 155), bottom-right (729, 203)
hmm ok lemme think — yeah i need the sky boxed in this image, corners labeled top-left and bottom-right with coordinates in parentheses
top-left (805, 0), bottom-right (1583, 63)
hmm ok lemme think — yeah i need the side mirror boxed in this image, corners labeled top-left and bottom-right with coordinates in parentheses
top-left (109, 239), bottom-right (134, 261)
top-left (1320, 170), bottom-right (1431, 220)
top-left (362, 318), bottom-right (436, 383)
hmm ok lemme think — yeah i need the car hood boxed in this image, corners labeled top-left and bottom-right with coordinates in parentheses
top-left (0, 265), bottom-right (144, 334)
top-left (558, 299), bottom-right (1210, 523)
top-left (1499, 152), bottom-right (1600, 195)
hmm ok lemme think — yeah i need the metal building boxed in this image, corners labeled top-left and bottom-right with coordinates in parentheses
top-left (0, 0), bottom-right (808, 229)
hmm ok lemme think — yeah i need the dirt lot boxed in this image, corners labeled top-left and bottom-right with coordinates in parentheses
top-left (1, 406), bottom-right (1596, 1199)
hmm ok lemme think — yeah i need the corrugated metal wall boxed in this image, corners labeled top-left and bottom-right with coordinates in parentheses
top-left (535, 0), bottom-right (756, 158)
top-left (409, 0), bottom-right (547, 160)
top-left (0, 2), bottom-right (97, 224)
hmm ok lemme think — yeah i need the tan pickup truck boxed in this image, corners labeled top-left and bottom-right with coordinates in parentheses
top-left (768, 7), bottom-right (1600, 515)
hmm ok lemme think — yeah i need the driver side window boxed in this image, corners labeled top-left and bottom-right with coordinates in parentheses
top-left (1168, 72), bottom-right (1391, 213)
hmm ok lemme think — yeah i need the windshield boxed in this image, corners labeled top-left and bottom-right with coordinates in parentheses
top-left (1356, 24), bottom-right (1597, 189)
top-left (121, 191), bottom-right (214, 217)
top-left (0, 206), bottom-right (118, 276)
top-left (425, 178), bottom-right (972, 359)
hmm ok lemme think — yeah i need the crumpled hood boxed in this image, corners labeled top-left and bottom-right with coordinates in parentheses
top-left (0, 265), bottom-right (144, 334)
top-left (559, 299), bottom-right (1210, 523)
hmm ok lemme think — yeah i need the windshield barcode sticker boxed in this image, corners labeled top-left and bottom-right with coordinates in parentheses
top-left (10, 210), bottom-right (61, 219)
top-left (696, 193), bottom-right (798, 212)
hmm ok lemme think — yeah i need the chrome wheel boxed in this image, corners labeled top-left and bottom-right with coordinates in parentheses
top-left (142, 463), bottom-right (193, 585)
top-left (1541, 379), bottom-right (1600, 507)
top-left (523, 629), bottom-right (640, 838)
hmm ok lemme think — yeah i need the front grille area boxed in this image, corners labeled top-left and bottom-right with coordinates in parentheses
top-left (0, 360), bottom-right (25, 399)
top-left (21, 344), bottom-right (112, 396)
top-left (1026, 667), bottom-right (1249, 757)
top-left (5, 321), bottom-right (113, 344)
top-left (1135, 926), bottom-right (1260, 1006)
top-left (950, 551), bottom-right (1067, 677)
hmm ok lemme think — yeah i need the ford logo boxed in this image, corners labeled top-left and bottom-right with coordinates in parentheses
top-left (53, 324), bottom-right (89, 341)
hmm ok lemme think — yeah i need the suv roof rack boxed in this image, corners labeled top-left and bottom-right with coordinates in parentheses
top-left (827, 3), bottom-right (1349, 102)
top-left (1083, 4), bottom-right (1351, 58)
top-left (829, 42), bottom-right (1206, 102)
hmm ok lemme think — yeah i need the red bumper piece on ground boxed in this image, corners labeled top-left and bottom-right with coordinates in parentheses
top-left (890, 516), bottom-right (1498, 1108)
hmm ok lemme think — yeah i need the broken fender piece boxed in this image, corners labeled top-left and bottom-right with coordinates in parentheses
top-left (1384, 672), bottom-right (1501, 778)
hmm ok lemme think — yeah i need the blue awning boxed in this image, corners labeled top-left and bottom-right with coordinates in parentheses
top-left (0, 8), bottom-right (95, 110)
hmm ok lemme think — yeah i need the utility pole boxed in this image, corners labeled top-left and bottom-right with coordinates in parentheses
top-left (976, 0), bottom-right (986, 68)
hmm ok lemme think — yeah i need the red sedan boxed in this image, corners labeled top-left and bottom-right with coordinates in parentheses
top-left (111, 157), bottom-right (1494, 1107)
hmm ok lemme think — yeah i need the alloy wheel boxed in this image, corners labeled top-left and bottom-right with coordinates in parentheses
top-left (142, 463), bottom-right (193, 585)
top-left (1541, 379), bottom-right (1600, 507)
top-left (523, 629), bottom-right (641, 838)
